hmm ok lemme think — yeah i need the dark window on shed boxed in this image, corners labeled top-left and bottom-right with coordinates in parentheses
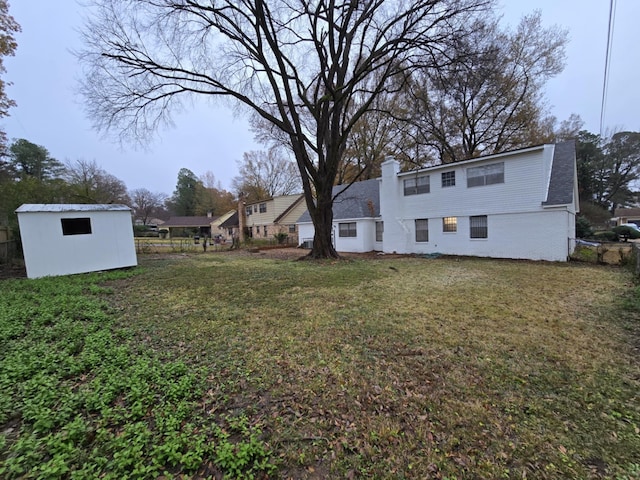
top-left (61, 217), bottom-right (92, 236)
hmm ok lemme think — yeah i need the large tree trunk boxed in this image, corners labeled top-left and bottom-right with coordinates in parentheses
top-left (301, 175), bottom-right (339, 259)
top-left (308, 191), bottom-right (339, 259)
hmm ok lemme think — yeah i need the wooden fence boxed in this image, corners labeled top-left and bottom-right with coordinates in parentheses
top-left (0, 226), bottom-right (17, 263)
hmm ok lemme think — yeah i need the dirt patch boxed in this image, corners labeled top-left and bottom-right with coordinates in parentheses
top-left (0, 263), bottom-right (26, 280)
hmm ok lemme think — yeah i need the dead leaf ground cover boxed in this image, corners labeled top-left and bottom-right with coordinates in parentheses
top-left (106, 252), bottom-right (640, 479)
top-left (2, 251), bottom-right (640, 479)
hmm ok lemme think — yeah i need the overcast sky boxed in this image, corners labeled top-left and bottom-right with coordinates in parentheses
top-left (4, 1), bottom-right (638, 196)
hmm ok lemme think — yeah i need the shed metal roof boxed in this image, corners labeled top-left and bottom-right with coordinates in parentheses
top-left (15, 204), bottom-right (131, 213)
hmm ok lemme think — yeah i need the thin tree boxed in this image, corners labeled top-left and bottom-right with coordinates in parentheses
top-left (79, 0), bottom-right (491, 258)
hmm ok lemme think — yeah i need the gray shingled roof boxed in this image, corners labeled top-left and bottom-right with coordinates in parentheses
top-left (543, 140), bottom-right (576, 206)
top-left (297, 179), bottom-right (380, 223)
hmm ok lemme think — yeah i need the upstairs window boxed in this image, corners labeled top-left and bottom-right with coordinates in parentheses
top-left (61, 218), bottom-right (92, 236)
top-left (259, 203), bottom-right (267, 213)
top-left (441, 171), bottom-right (456, 187)
top-left (467, 162), bottom-right (504, 187)
top-left (245, 206), bottom-right (252, 216)
top-left (403, 175), bottom-right (430, 196)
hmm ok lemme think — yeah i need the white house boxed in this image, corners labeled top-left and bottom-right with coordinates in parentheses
top-left (16, 204), bottom-right (138, 279)
top-left (297, 179), bottom-right (382, 253)
top-left (297, 141), bottom-right (579, 262)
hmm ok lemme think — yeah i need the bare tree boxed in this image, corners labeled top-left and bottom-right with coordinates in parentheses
top-left (407, 11), bottom-right (567, 162)
top-left (232, 148), bottom-right (301, 202)
top-left (130, 188), bottom-right (168, 225)
top-left (65, 159), bottom-right (130, 204)
top-left (79, 0), bottom-right (491, 258)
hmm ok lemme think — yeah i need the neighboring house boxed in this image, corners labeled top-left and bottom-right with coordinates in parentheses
top-left (16, 204), bottom-right (137, 279)
top-left (210, 210), bottom-right (236, 238)
top-left (613, 208), bottom-right (640, 226)
top-left (297, 179), bottom-right (381, 253)
top-left (243, 194), bottom-right (306, 243)
top-left (219, 211), bottom-right (239, 239)
top-left (296, 141), bottom-right (579, 262)
top-left (161, 214), bottom-right (217, 238)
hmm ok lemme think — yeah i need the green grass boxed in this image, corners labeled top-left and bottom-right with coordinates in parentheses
top-left (1, 253), bottom-right (640, 479)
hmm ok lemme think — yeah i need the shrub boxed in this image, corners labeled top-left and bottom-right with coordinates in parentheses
top-left (593, 231), bottom-right (618, 242)
top-left (612, 226), bottom-right (640, 242)
top-left (274, 233), bottom-right (288, 245)
top-left (575, 216), bottom-right (593, 238)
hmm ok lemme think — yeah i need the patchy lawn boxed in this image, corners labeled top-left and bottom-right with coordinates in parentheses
top-left (2, 252), bottom-right (640, 479)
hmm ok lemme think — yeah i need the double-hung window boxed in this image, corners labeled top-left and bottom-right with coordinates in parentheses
top-left (339, 222), bottom-right (357, 237)
top-left (415, 219), bottom-right (429, 242)
top-left (259, 203), bottom-right (267, 213)
top-left (375, 221), bottom-right (384, 242)
top-left (467, 162), bottom-right (504, 187)
top-left (403, 175), bottom-right (430, 196)
top-left (470, 215), bottom-right (488, 238)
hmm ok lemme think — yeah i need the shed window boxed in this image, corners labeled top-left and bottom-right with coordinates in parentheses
top-left (339, 222), bottom-right (357, 237)
top-left (61, 217), bottom-right (92, 236)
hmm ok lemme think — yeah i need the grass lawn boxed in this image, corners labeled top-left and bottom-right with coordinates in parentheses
top-left (1, 252), bottom-right (639, 479)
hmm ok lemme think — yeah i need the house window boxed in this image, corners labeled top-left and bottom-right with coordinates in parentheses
top-left (467, 162), bottom-right (504, 187)
top-left (415, 219), bottom-right (429, 242)
top-left (288, 224), bottom-right (296, 233)
top-left (61, 217), bottom-right (92, 236)
top-left (470, 215), bottom-right (488, 238)
top-left (339, 222), bottom-right (357, 237)
top-left (259, 203), bottom-right (267, 213)
top-left (441, 171), bottom-right (455, 187)
top-left (403, 175), bottom-right (430, 196)
top-left (375, 221), bottom-right (384, 242)
top-left (263, 226), bottom-right (268, 237)
top-left (443, 217), bottom-right (457, 232)
top-left (245, 206), bottom-right (252, 216)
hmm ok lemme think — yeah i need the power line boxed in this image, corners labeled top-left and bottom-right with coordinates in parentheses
top-left (600, 0), bottom-right (617, 136)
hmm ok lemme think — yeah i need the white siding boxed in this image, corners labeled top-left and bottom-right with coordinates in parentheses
top-left (17, 208), bottom-right (137, 278)
top-left (380, 145), bottom-right (576, 262)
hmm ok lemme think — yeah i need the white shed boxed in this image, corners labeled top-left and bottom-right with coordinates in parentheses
top-left (16, 204), bottom-right (138, 279)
